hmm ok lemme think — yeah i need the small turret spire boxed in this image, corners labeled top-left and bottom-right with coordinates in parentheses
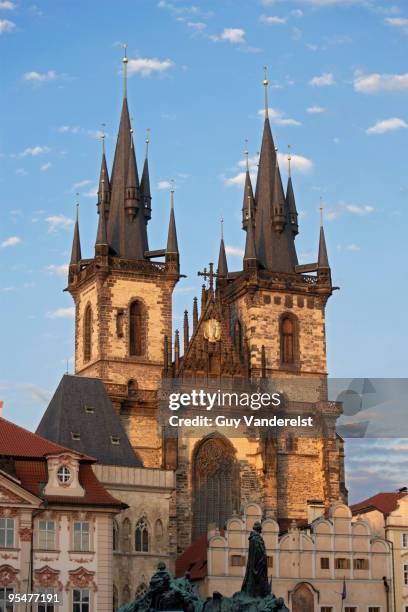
top-left (97, 130), bottom-right (111, 220)
top-left (244, 194), bottom-right (257, 269)
top-left (165, 181), bottom-right (179, 273)
top-left (217, 216), bottom-right (228, 279)
top-left (124, 131), bottom-right (139, 220)
top-left (242, 139), bottom-right (255, 230)
top-left (318, 203), bottom-right (330, 269)
top-left (141, 128), bottom-right (152, 222)
top-left (263, 66), bottom-right (269, 119)
top-left (70, 198), bottom-right (82, 265)
top-left (286, 144), bottom-right (299, 236)
top-left (122, 42), bottom-right (128, 98)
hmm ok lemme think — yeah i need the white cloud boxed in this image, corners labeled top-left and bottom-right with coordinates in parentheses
top-left (1, 236), bottom-right (21, 248)
top-left (0, 1), bottom-right (15, 9)
top-left (211, 28), bottom-right (246, 43)
top-left (354, 71), bottom-right (408, 94)
top-left (224, 171), bottom-right (255, 187)
top-left (309, 72), bottom-right (336, 86)
top-left (19, 146), bottom-right (50, 157)
top-left (366, 117), bottom-right (408, 134)
top-left (47, 264), bottom-right (69, 277)
top-left (45, 214), bottom-right (74, 233)
top-left (84, 186), bottom-right (98, 198)
top-left (346, 244), bottom-right (360, 251)
top-left (258, 108), bottom-right (301, 126)
top-left (225, 245), bottom-right (244, 257)
top-left (0, 18), bottom-right (15, 32)
top-left (23, 70), bottom-right (58, 83)
top-left (40, 162), bottom-right (52, 171)
top-left (278, 152), bottom-right (313, 173)
top-left (127, 58), bottom-right (174, 77)
top-left (260, 15), bottom-right (287, 24)
top-left (158, 180), bottom-right (172, 190)
top-left (385, 17), bottom-right (408, 31)
top-left (325, 202), bottom-right (374, 220)
top-left (291, 9), bottom-right (304, 16)
top-left (187, 21), bottom-right (206, 30)
top-left (46, 307), bottom-right (75, 320)
top-left (307, 105), bottom-right (326, 113)
top-left (296, 0), bottom-right (366, 5)
top-left (58, 125), bottom-right (80, 134)
top-left (15, 168), bottom-right (28, 176)
top-left (72, 179), bottom-right (92, 190)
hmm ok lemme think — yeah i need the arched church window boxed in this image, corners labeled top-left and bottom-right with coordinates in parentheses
top-left (113, 585), bottom-right (119, 611)
top-left (113, 519), bottom-right (119, 551)
top-left (128, 379), bottom-right (138, 399)
top-left (192, 435), bottom-right (240, 539)
top-left (121, 518), bottom-right (131, 553)
top-left (135, 583), bottom-right (148, 600)
top-left (122, 585), bottom-right (131, 606)
top-left (83, 305), bottom-right (92, 362)
top-left (280, 315), bottom-right (297, 365)
top-left (135, 517), bottom-right (149, 552)
top-left (129, 300), bottom-right (144, 356)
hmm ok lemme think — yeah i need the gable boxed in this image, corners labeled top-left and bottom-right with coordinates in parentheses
top-left (0, 473), bottom-right (42, 508)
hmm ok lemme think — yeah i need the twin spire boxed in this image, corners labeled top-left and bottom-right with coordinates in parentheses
top-left (70, 47), bottom-right (178, 269)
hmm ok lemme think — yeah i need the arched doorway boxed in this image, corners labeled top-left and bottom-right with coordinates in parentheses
top-left (192, 435), bottom-right (240, 539)
top-left (292, 583), bottom-right (315, 612)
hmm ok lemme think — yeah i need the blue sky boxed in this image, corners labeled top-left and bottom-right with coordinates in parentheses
top-left (0, 0), bottom-right (407, 503)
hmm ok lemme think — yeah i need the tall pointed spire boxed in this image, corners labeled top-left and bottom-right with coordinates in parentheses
top-left (141, 128), bottom-right (152, 222)
top-left (95, 195), bottom-right (108, 256)
top-left (242, 139), bottom-right (255, 230)
top-left (253, 69), bottom-right (298, 273)
top-left (286, 145), bottom-right (298, 236)
top-left (217, 217), bottom-right (228, 279)
top-left (244, 194), bottom-right (257, 270)
top-left (70, 200), bottom-right (82, 265)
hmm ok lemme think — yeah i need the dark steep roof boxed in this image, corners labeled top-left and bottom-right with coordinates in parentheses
top-left (36, 375), bottom-right (142, 468)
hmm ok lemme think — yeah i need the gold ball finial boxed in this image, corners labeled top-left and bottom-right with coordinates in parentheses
top-left (263, 65), bottom-right (269, 86)
top-left (146, 127), bottom-right (150, 145)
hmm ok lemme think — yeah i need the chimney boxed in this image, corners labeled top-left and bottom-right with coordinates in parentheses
top-left (307, 499), bottom-right (325, 523)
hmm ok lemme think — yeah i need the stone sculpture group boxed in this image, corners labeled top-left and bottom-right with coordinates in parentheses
top-left (119, 522), bottom-right (288, 612)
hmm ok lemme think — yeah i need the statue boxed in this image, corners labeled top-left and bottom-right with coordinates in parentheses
top-left (241, 521), bottom-right (269, 598)
top-left (119, 534), bottom-right (289, 612)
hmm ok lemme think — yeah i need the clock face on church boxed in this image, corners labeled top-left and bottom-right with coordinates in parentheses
top-left (203, 319), bottom-right (221, 343)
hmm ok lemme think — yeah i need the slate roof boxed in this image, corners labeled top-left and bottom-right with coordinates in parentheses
top-left (0, 416), bottom-right (123, 507)
top-left (351, 491), bottom-right (408, 515)
top-left (36, 374), bottom-right (142, 468)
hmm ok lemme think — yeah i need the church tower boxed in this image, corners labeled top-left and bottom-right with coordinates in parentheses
top-left (169, 71), bottom-right (347, 553)
top-left (67, 50), bottom-right (180, 468)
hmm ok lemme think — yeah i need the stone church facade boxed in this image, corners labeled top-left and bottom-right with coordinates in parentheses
top-left (63, 59), bottom-right (347, 580)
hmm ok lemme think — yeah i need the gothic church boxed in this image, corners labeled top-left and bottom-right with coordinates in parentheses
top-left (38, 59), bottom-right (347, 568)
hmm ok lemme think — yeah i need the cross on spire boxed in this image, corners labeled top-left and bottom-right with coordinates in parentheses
top-left (263, 65), bottom-right (269, 119)
top-left (198, 262), bottom-right (219, 291)
top-left (122, 42), bottom-right (128, 97)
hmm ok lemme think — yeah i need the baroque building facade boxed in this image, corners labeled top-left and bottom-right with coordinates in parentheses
top-left (46, 60), bottom-right (348, 597)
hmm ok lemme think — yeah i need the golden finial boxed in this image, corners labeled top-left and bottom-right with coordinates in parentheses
top-left (220, 216), bottom-right (224, 240)
top-left (100, 123), bottom-right (106, 154)
top-left (288, 144), bottom-right (292, 177)
top-left (263, 65), bottom-right (269, 119)
top-left (122, 42), bottom-right (129, 97)
top-left (320, 196), bottom-right (324, 227)
top-left (75, 193), bottom-right (80, 220)
top-left (145, 128), bottom-right (150, 159)
top-left (130, 115), bottom-right (134, 136)
top-left (170, 179), bottom-right (175, 210)
top-left (244, 138), bottom-right (249, 172)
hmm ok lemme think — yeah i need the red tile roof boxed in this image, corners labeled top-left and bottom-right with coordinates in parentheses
top-left (0, 416), bottom-right (93, 460)
top-left (0, 417), bottom-right (122, 508)
top-left (176, 534), bottom-right (208, 580)
top-left (351, 491), bottom-right (408, 515)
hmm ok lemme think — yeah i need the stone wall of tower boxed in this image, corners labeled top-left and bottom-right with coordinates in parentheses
top-left (231, 290), bottom-right (326, 384)
top-left (70, 265), bottom-right (176, 468)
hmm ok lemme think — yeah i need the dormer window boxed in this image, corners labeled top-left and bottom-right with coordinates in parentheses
top-left (84, 405), bottom-right (94, 414)
top-left (71, 432), bottom-right (81, 441)
top-left (57, 465), bottom-right (71, 484)
top-left (111, 436), bottom-right (120, 445)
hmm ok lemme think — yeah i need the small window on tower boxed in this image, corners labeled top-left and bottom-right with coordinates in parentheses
top-left (111, 436), bottom-right (120, 446)
top-left (71, 432), bottom-right (80, 441)
top-left (129, 300), bottom-right (144, 356)
top-left (84, 304), bottom-right (92, 362)
top-left (280, 314), bottom-right (297, 365)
